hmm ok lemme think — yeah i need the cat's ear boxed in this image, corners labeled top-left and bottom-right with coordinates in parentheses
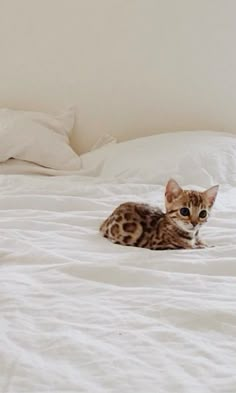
top-left (204, 185), bottom-right (219, 207)
top-left (165, 179), bottom-right (183, 202)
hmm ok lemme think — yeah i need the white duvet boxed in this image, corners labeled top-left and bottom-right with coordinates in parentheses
top-left (0, 173), bottom-right (236, 393)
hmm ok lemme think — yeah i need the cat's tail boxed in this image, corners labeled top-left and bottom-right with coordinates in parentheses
top-left (99, 219), bottom-right (108, 234)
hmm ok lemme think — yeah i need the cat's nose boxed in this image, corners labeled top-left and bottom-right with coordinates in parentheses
top-left (191, 221), bottom-right (198, 227)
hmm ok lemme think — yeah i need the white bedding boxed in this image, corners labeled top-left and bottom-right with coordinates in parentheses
top-left (0, 173), bottom-right (236, 393)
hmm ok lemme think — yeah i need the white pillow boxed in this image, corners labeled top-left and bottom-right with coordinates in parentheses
top-left (80, 131), bottom-right (236, 186)
top-left (0, 107), bottom-right (81, 170)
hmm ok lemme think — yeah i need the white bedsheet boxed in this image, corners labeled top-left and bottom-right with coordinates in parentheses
top-left (0, 174), bottom-right (236, 393)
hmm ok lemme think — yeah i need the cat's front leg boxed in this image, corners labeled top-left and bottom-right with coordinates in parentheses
top-left (195, 238), bottom-right (208, 248)
top-left (194, 229), bottom-right (208, 248)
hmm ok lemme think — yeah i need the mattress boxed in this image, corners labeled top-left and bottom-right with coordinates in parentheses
top-left (0, 172), bottom-right (236, 393)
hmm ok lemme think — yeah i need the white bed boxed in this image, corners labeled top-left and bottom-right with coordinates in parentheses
top-left (0, 126), bottom-right (236, 393)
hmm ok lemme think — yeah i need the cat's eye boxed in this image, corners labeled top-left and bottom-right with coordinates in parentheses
top-left (199, 210), bottom-right (207, 218)
top-left (180, 207), bottom-right (190, 216)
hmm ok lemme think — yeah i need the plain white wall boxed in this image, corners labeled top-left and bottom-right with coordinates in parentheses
top-left (0, 0), bottom-right (236, 153)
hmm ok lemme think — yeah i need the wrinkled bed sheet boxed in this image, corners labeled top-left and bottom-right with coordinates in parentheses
top-left (0, 174), bottom-right (235, 393)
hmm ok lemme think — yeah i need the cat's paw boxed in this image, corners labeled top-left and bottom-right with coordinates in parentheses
top-left (195, 244), bottom-right (206, 249)
top-left (194, 240), bottom-right (208, 249)
top-left (195, 242), bottom-right (215, 249)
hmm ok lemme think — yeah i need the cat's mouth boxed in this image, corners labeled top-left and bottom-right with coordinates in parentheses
top-left (175, 220), bottom-right (199, 232)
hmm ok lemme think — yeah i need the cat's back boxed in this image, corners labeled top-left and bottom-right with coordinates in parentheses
top-left (118, 202), bottom-right (163, 219)
top-left (101, 202), bottom-right (163, 227)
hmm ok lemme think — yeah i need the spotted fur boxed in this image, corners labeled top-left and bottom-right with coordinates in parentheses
top-left (100, 179), bottom-right (219, 250)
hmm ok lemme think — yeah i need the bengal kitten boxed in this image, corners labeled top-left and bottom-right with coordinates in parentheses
top-left (100, 179), bottom-right (219, 250)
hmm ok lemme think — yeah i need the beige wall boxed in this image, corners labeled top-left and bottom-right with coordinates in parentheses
top-left (0, 0), bottom-right (235, 153)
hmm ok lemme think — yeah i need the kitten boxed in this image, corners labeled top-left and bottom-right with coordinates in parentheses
top-left (100, 179), bottom-right (219, 250)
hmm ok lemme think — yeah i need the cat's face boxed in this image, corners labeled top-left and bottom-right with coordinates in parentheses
top-left (165, 179), bottom-right (219, 232)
